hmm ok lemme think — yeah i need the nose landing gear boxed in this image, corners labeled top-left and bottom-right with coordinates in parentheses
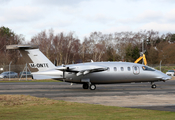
top-left (151, 83), bottom-right (157, 89)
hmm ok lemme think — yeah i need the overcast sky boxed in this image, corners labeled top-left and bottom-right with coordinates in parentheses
top-left (1, 0), bottom-right (175, 41)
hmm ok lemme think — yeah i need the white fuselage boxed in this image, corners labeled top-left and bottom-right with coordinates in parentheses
top-left (32, 62), bottom-right (171, 84)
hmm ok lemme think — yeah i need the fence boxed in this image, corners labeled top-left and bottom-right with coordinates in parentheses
top-left (149, 64), bottom-right (175, 73)
top-left (0, 65), bottom-right (26, 74)
top-left (0, 64), bottom-right (174, 77)
top-left (0, 64), bottom-right (175, 73)
top-left (0, 64), bottom-right (31, 80)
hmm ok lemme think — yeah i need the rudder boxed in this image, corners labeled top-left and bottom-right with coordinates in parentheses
top-left (6, 45), bottom-right (56, 72)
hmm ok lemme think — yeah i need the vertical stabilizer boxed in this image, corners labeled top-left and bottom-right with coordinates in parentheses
top-left (6, 45), bottom-right (56, 72)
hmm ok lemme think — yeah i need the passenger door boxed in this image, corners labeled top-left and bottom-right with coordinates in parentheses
top-left (133, 66), bottom-right (140, 75)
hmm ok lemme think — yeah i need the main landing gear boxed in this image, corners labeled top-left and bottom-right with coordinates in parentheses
top-left (83, 83), bottom-right (89, 89)
top-left (90, 84), bottom-right (96, 90)
top-left (82, 83), bottom-right (96, 90)
top-left (151, 83), bottom-right (157, 89)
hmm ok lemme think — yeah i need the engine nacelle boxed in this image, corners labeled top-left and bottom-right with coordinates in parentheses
top-left (83, 71), bottom-right (90, 75)
top-left (76, 72), bottom-right (83, 76)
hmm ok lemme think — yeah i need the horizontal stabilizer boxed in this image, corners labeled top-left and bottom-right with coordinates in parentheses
top-left (6, 44), bottom-right (38, 50)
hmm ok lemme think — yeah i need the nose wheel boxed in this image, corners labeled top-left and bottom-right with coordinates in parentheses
top-left (151, 84), bottom-right (157, 89)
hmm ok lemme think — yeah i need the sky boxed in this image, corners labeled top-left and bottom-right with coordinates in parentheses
top-left (1, 0), bottom-right (175, 41)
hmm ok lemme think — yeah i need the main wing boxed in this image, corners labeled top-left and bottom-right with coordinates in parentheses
top-left (56, 64), bottom-right (108, 76)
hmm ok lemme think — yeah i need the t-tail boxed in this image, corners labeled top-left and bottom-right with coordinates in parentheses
top-left (6, 45), bottom-right (56, 72)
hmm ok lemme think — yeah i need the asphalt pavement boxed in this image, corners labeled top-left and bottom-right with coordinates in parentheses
top-left (0, 80), bottom-right (175, 112)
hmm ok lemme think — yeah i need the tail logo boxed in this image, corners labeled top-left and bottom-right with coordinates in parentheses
top-left (29, 63), bottom-right (49, 68)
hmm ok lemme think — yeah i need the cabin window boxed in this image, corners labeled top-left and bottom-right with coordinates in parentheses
top-left (121, 67), bottom-right (124, 71)
top-left (127, 67), bottom-right (131, 71)
top-left (142, 66), bottom-right (155, 71)
top-left (134, 66), bottom-right (137, 71)
top-left (114, 67), bottom-right (117, 71)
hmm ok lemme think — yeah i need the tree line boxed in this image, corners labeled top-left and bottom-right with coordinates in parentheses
top-left (0, 26), bottom-right (175, 66)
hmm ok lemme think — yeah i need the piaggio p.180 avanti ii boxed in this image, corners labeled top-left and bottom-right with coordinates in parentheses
top-left (6, 45), bottom-right (171, 90)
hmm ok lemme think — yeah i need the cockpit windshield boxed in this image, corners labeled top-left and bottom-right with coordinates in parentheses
top-left (142, 66), bottom-right (155, 71)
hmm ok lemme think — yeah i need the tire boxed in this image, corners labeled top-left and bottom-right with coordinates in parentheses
top-left (83, 83), bottom-right (89, 89)
top-left (90, 84), bottom-right (96, 90)
top-left (151, 84), bottom-right (156, 89)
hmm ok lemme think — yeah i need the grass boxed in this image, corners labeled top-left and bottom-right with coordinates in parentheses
top-left (154, 65), bottom-right (175, 73)
top-left (0, 95), bottom-right (175, 120)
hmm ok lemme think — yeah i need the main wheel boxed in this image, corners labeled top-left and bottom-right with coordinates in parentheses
top-left (83, 83), bottom-right (89, 89)
top-left (151, 84), bottom-right (156, 89)
top-left (90, 84), bottom-right (96, 90)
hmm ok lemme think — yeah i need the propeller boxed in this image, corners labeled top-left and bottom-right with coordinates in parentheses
top-left (62, 64), bottom-right (66, 82)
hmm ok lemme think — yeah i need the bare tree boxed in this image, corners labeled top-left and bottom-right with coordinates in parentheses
top-left (0, 26), bottom-right (24, 65)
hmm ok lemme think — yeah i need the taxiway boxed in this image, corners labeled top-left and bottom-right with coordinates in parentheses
top-left (0, 80), bottom-right (175, 112)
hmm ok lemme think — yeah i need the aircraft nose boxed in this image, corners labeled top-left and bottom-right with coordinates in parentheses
top-left (161, 76), bottom-right (172, 81)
